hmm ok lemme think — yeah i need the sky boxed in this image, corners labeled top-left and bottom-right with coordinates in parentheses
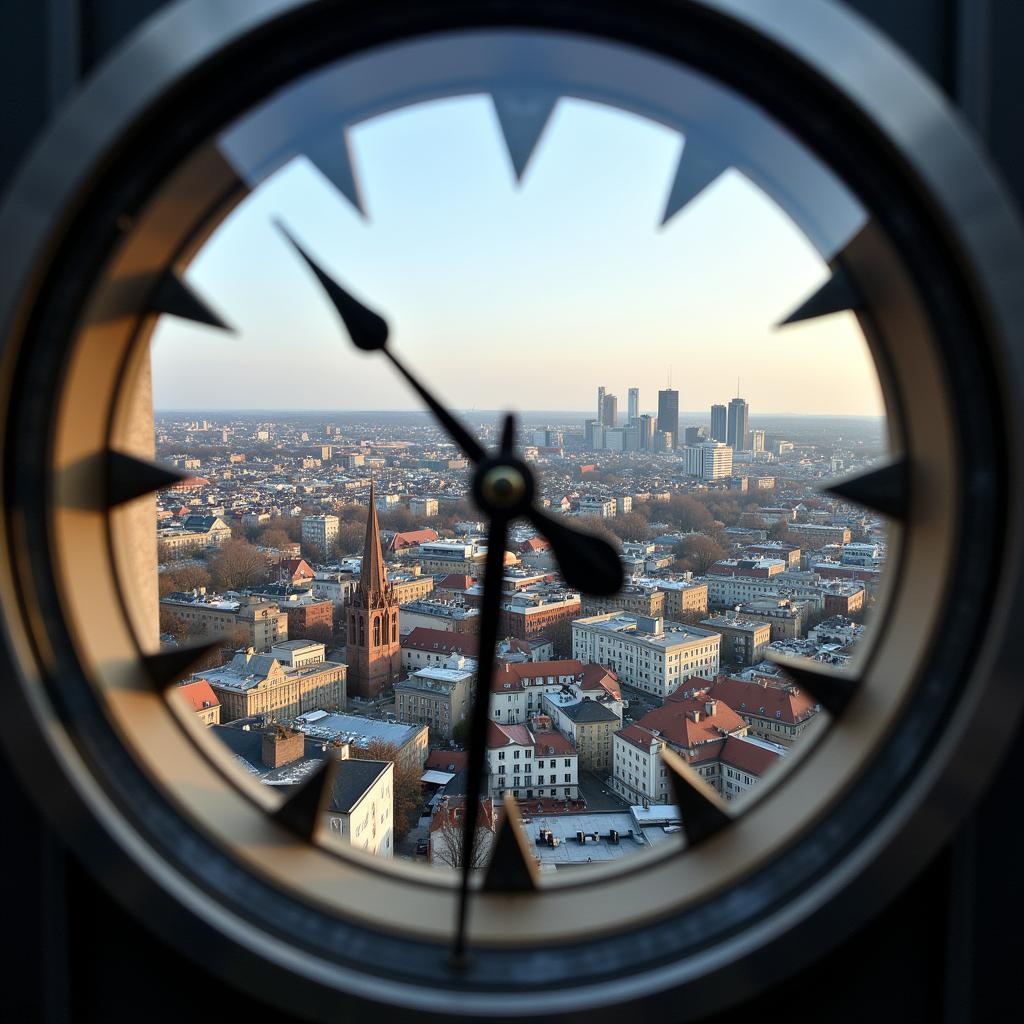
top-left (151, 92), bottom-right (885, 419)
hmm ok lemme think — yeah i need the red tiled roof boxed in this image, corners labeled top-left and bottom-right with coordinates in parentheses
top-left (630, 694), bottom-right (745, 749)
top-left (718, 735), bottom-right (779, 776)
top-left (578, 664), bottom-right (621, 700)
top-left (491, 659), bottom-right (584, 693)
top-left (707, 675), bottom-right (817, 724)
top-left (388, 528), bottom-right (440, 551)
top-left (438, 573), bottom-right (475, 590)
top-left (178, 679), bottom-right (219, 712)
top-left (425, 749), bottom-right (468, 773)
top-left (486, 722), bottom-right (534, 748)
top-left (401, 627), bottom-right (479, 657)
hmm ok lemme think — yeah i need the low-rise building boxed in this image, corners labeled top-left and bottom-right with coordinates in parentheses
top-left (176, 679), bottom-right (221, 725)
top-left (395, 655), bottom-right (475, 740)
top-left (416, 540), bottom-right (488, 576)
top-left (571, 613), bottom-right (721, 700)
top-left (637, 577), bottom-right (709, 618)
top-left (487, 720), bottom-right (579, 801)
top-left (499, 588), bottom-right (582, 656)
top-left (701, 614), bottom-right (772, 666)
top-left (581, 586), bottom-right (666, 619)
top-left (199, 642), bottom-right (345, 722)
top-left (542, 685), bottom-right (621, 773)
top-left (400, 627), bottom-right (479, 674)
top-left (292, 710), bottom-right (429, 772)
top-left (210, 723), bottom-right (394, 859)
top-left (399, 599), bottom-right (480, 635)
top-left (702, 675), bottom-right (819, 746)
top-left (612, 691), bottom-right (780, 806)
top-left (160, 591), bottom-right (288, 651)
top-left (734, 598), bottom-right (807, 640)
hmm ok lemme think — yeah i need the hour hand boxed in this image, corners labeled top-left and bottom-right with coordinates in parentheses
top-left (276, 222), bottom-right (485, 462)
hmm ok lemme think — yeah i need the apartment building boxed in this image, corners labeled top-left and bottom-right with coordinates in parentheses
top-left (701, 615), bottom-right (772, 666)
top-left (394, 655), bottom-right (474, 740)
top-left (160, 592), bottom-right (288, 651)
top-left (571, 613), bottom-right (721, 700)
top-left (486, 720), bottom-right (579, 802)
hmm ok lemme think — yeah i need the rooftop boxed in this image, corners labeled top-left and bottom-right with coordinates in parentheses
top-left (293, 710), bottom-right (424, 751)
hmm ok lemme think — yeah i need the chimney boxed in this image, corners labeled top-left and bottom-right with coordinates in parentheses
top-left (705, 700), bottom-right (717, 716)
top-left (261, 725), bottom-right (305, 768)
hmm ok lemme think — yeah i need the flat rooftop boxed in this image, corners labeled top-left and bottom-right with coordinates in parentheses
top-left (294, 711), bottom-right (422, 751)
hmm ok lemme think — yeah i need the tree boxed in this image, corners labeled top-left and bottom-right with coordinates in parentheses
top-left (350, 739), bottom-right (422, 842)
top-left (429, 799), bottom-right (495, 869)
top-left (450, 719), bottom-right (472, 745)
top-left (605, 512), bottom-right (652, 543)
top-left (159, 563), bottom-right (213, 597)
top-left (210, 538), bottom-right (270, 592)
top-left (664, 494), bottom-right (715, 533)
top-left (573, 516), bottom-right (623, 552)
top-left (159, 608), bottom-right (189, 641)
top-left (768, 520), bottom-right (794, 543)
top-left (674, 534), bottom-right (727, 575)
top-left (334, 521), bottom-right (366, 557)
top-left (258, 526), bottom-right (295, 551)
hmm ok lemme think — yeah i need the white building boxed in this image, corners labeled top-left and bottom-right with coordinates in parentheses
top-left (572, 613), bottom-right (721, 700)
top-left (487, 720), bottom-right (579, 801)
top-left (683, 441), bottom-right (734, 480)
top-left (697, 573), bottom-right (827, 612)
top-left (409, 497), bottom-right (439, 518)
top-left (577, 496), bottom-right (617, 518)
top-left (489, 660), bottom-right (584, 725)
top-left (301, 514), bottom-right (339, 557)
top-left (324, 759), bottom-right (394, 859)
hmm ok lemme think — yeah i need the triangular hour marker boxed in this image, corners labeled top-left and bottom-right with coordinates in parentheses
top-left (272, 758), bottom-right (337, 841)
top-left (304, 129), bottom-right (366, 215)
top-left (143, 641), bottom-right (221, 691)
top-left (660, 140), bottom-right (730, 225)
top-left (823, 457), bottom-right (908, 520)
top-left (491, 91), bottom-right (559, 182)
top-left (107, 451), bottom-right (187, 507)
top-left (151, 271), bottom-right (232, 330)
top-left (765, 652), bottom-right (859, 717)
top-left (482, 796), bottom-right (539, 892)
top-left (661, 747), bottom-right (731, 846)
top-left (778, 266), bottom-right (861, 326)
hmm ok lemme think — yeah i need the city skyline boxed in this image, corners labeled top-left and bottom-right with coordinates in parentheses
top-left (151, 93), bottom-right (885, 417)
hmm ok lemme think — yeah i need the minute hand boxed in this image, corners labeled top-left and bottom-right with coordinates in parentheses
top-left (279, 225), bottom-right (624, 597)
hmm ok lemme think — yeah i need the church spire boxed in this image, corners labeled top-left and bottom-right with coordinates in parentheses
top-left (360, 481), bottom-right (388, 601)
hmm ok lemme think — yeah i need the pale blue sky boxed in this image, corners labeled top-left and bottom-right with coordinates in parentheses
top-left (151, 93), bottom-right (884, 418)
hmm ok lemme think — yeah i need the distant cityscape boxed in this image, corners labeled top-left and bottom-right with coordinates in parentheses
top-left (154, 396), bottom-right (886, 869)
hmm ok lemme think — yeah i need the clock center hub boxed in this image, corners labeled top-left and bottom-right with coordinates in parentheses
top-left (474, 461), bottom-right (533, 515)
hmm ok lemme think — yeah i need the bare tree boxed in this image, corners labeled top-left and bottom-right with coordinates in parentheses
top-left (429, 800), bottom-right (495, 869)
top-left (159, 563), bottom-right (213, 597)
top-left (210, 539), bottom-right (270, 592)
top-left (675, 534), bottom-right (727, 575)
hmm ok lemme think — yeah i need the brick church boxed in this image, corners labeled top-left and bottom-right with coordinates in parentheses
top-left (346, 484), bottom-right (401, 699)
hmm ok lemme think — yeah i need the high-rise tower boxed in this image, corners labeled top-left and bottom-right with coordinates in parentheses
top-left (710, 404), bottom-right (727, 442)
top-left (727, 397), bottom-right (750, 451)
top-left (346, 483), bottom-right (401, 699)
top-left (627, 387), bottom-right (640, 424)
top-left (601, 393), bottom-right (618, 428)
top-left (597, 386), bottom-right (607, 425)
top-left (657, 388), bottom-right (679, 449)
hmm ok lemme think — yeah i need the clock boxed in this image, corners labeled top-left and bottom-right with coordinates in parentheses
top-left (1, 0), bottom-right (1022, 1020)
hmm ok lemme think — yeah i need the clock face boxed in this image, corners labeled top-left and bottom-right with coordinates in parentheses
top-left (1, 1), bottom-right (1021, 1020)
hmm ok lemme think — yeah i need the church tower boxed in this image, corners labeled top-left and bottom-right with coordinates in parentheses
top-left (346, 483), bottom-right (401, 700)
